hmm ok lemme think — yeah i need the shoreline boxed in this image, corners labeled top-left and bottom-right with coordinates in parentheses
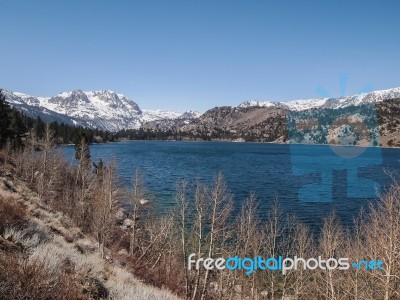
top-left (111, 138), bottom-right (400, 149)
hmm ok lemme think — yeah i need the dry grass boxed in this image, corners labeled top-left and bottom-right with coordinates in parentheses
top-left (0, 173), bottom-right (181, 300)
top-left (0, 196), bottom-right (26, 232)
top-left (0, 252), bottom-right (85, 300)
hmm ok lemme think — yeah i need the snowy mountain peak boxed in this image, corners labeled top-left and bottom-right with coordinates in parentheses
top-left (238, 100), bottom-right (276, 108)
top-left (4, 86), bottom-right (400, 132)
top-left (180, 110), bottom-right (202, 119)
top-left (3, 89), bottom-right (201, 132)
top-left (49, 89), bottom-right (90, 106)
top-left (141, 109), bottom-right (182, 123)
top-left (238, 87), bottom-right (400, 111)
top-left (4, 89), bottom-right (144, 131)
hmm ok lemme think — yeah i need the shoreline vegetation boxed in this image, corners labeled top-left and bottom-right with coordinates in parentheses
top-left (1, 118), bottom-right (400, 299)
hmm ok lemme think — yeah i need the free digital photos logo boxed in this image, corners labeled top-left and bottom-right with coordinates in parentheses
top-left (287, 75), bottom-right (383, 202)
top-left (188, 254), bottom-right (384, 276)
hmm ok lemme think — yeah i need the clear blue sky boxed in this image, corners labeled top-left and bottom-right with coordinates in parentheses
top-left (1, 0), bottom-right (400, 111)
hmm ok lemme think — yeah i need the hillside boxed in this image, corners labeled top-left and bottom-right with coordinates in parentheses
top-left (377, 98), bottom-right (400, 146)
top-left (176, 98), bottom-right (400, 146)
top-left (0, 163), bottom-right (180, 300)
top-left (179, 106), bottom-right (288, 142)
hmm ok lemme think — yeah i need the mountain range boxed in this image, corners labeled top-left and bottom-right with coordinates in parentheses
top-left (238, 87), bottom-right (400, 111)
top-left (3, 87), bottom-right (400, 137)
top-left (177, 87), bottom-right (400, 147)
top-left (3, 89), bottom-right (201, 132)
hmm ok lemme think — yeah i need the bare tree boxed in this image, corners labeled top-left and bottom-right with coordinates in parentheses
top-left (41, 124), bottom-right (56, 172)
top-left (75, 137), bottom-right (93, 230)
top-left (200, 173), bottom-right (232, 300)
top-left (260, 199), bottom-right (285, 299)
top-left (190, 181), bottom-right (207, 300)
top-left (174, 179), bottom-right (191, 297)
top-left (129, 168), bottom-right (147, 256)
top-left (232, 193), bottom-right (263, 299)
top-left (92, 160), bottom-right (119, 258)
top-left (283, 215), bottom-right (313, 300)
top-left (25, 128), bottom-right (39, 183)
top-left (316, 213), bottom-right (346, 300)
top-left (36, 124), bottom-right (56, 201)
top-left (365, 182), bottom-right (400, 300)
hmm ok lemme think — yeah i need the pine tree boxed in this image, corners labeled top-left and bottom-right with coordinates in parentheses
top-left (33, 116), bottom-right (45, 140)
top-left (8, 109), bottom-right (26, 149)
top-left (0, 90), bottom-right (12, 148)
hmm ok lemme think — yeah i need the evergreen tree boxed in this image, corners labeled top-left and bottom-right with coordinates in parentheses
top-left (0, 90), bottom-right (12, 148)
top-left (8, 109), bottom-right (26, 149)
top-left (32, 116), bottom-right (45, 140)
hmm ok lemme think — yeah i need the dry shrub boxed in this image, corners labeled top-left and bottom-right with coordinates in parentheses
top-left (3, 223), bottom-right (52, 250)
top-left (0, 252), bottom-right (85, 300)
top-left (0, 196), bottom-right (26, 232)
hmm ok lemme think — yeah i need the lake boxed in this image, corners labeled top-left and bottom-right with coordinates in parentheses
top-left (62, 141), bottom-right (400, 230)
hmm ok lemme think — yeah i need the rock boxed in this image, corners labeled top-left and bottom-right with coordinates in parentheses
top-left (117, 248), bottom-right (128, 256)
top-left (122, 218), bottom-right (134, 229)
top-left (234, 285), bottom-right (242, 293)
top-left (260, 290), bottom-right (268, 297)
top-left (115, 208), bottom-right (128, 221)
top-left (139, 198), bottom-right (148, 205)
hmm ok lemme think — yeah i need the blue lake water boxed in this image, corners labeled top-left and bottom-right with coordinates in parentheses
top-left (62, 141), bottom-right (400, 230)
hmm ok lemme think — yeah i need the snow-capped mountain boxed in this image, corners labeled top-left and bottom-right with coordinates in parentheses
top-left (46, 90), bottom-right (143, 131)
top-left (3, 89), bottom-right (201, 132)
top-left (238, 100), bottom-right (288, 109)
top-left (238, 87), bottom-right (400, 111)
top-left (141, 109), bottom-right (202, 123)
top-left (180, 110), bottom-right (203, 119)
top-left (4, 90), bottom-right (143, 131)
top-left (142, 109), bottom-right (203, 131)
top-left (141, 109), bottom-right (182, 123)
top-left (4, 87), bottom-right (399, 133)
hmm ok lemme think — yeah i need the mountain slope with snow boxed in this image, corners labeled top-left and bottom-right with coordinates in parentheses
top-left (4, 87), bottom-right (400, 133)
top-left (238, 87), bottom-right (400, 111)
top-left (141, 109), bottom-right (182, 123)
top-left (3, 89), bottom-right (201, 131)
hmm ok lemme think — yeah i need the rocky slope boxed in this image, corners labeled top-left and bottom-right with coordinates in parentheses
top-left (179, 106), bottom-right (288, 141)
top-left (178, 98), bottom-right (400, 146)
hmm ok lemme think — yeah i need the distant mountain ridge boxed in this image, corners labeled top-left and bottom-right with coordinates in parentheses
top-left (238, 87), bottom-right (400, 111)
top-left (3, 89), bottom-right (201, 132)
top-left (3, 87), bottom-right (400, 136)
top-left (175, 87), bottom-right (400, 146)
